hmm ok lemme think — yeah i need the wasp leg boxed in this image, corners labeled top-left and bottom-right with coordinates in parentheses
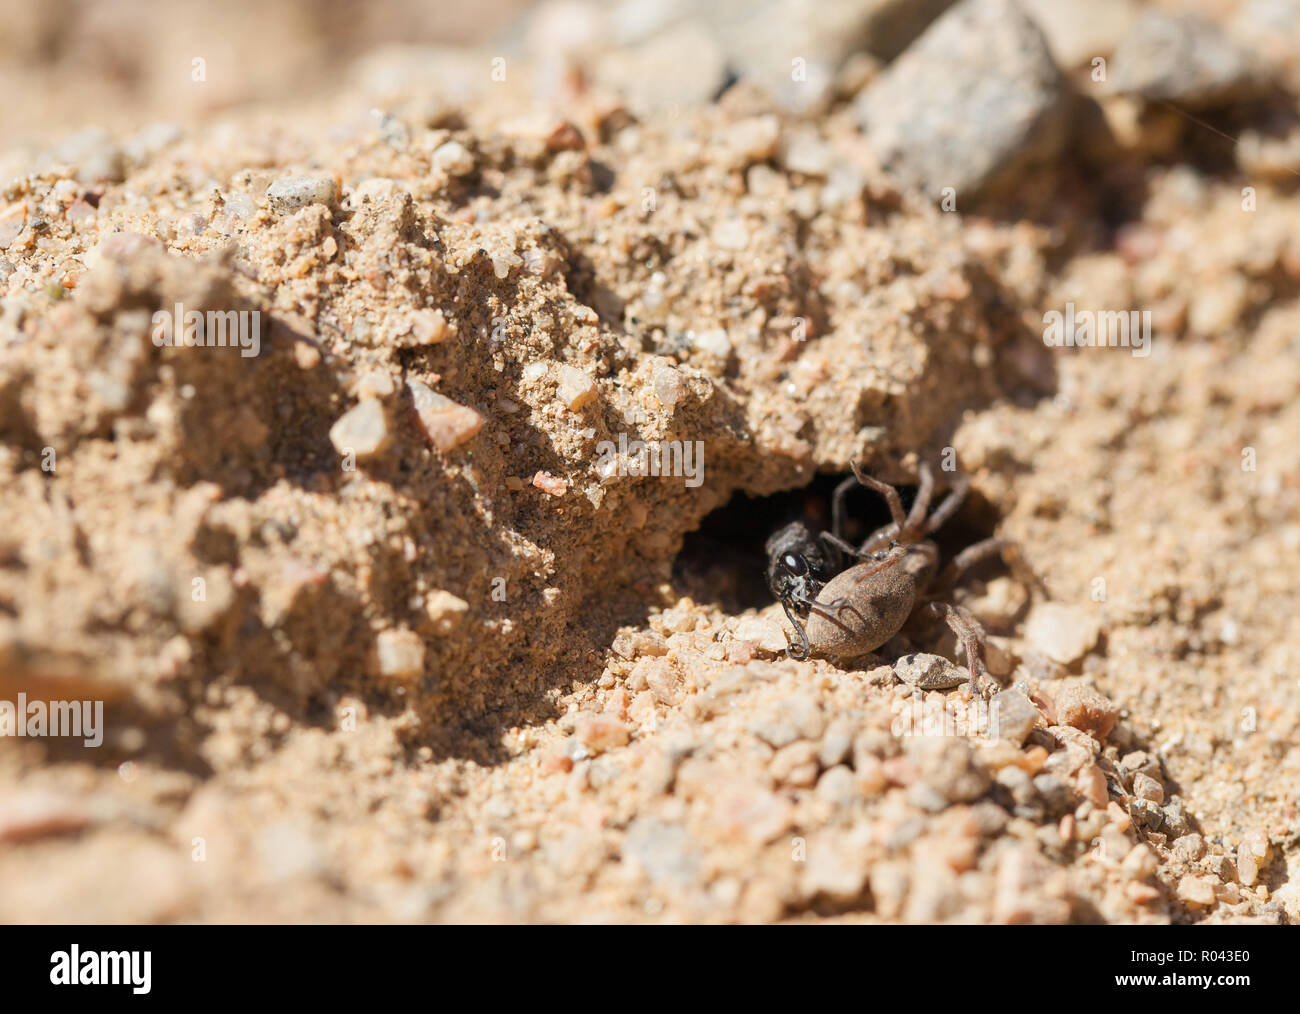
top-left (780, 599), bottom-right (811, 660)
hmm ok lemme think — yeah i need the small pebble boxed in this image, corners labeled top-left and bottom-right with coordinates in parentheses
top-left (433, 141), bottom-right (475, 177)
top-left (374, 628), bottom-right (425, 681)
top-left (1236, 830), bottom-right (1270, 887)
top-left (803, 834), bottom-right (871, 903)
top-left (652, 364), bottom-right (683, 408)
top-left (425, 590), bottom-right (468, 635)
top-left (1171, 833), bottom-right (1206, 862)
top-left (1076, 764), bottom-right (1110, 808)
top-left (711, 220), bottom-right (749, 251)
top-left (1161, 797), bottom-right (1191, 838)
top-left (1176, 874), bottom-right (1218, 907)
top-left (1024, 603), bottom-right (1101, 665)
top-left (407, 380), bottom-right (483, 453)
top-left (532, 471), bottom-right (568, 497)
top-left (610, 629), bottom-right (668, 660)
top-left (814, 765), bottom-right (858, 807)
top-left (818, 718), bottom-right (856, 768)
top-left (555, 364), bottom-right (597, 410)
top-left (1131, 771), bottom-right (1164, 804)
top-left (409, 309), bottom-right (450, 345)
top-left (732, 616), bottom-right (787, 655)
top-left (722, 116), bottom-right (780, 165)
top-left (0, 203), bottom-right (25, 250)
top-left (692, 329), bottom-right (733, 371)
top-left (1055, 682), bottom-right (1120, 741)
top-left (855, 0), bottom-right (1068, 199)
top-left (267, 175), bottom-right (339, 213)
top-left (329, 399), bottom-right (390, 459)
top-left (769, 742), bottom-right (820, 787)
top-left (1122, 843), bottom-right (1159, 882)
top-left (576, 714), bottom-right (630, 754)
top-left (1131, 797), bottom-right (1164, 830)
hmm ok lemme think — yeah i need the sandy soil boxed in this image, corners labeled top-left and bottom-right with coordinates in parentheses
top-left (0, 0), bottom-right (1298, 923)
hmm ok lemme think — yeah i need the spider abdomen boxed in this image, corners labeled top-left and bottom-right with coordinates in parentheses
top-left (804, 555), bottom-right (917, 660)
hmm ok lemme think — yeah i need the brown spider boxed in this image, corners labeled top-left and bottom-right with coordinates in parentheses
top-left (771, 461), bottom-right (1028, 696)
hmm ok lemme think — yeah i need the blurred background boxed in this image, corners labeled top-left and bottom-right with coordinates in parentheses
top-left (0, 0), bottom-right (530, 137)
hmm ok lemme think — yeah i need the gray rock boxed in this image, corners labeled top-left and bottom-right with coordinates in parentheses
top-left (267, 175), bottom-right (339, 214)
top-left (597, 21), bottom-right (729, 114)
top-left (708, 0), bottom-right (955, 112)
top-left (1231, 0), bottom-right (1300, 83)
top-left (855, 0), bottom-right (1068, 201)
top-left (894, 652), bottom-right (966, 689)
top-left (991, 688), bottom-right (1041, 746)
top-left (1162, 796), bottom-right (1191, 838)
top-left (1131, 797), bottom-right (1164, 831)
top-left (1109, 11), bottom-right (1261, 109)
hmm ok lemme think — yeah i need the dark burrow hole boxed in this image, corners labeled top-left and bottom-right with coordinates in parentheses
top-left (674, 470), bottom-right (1003, 614)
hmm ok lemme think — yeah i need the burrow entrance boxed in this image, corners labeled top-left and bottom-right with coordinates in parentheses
top-left (673, 469), bottom-right (1002, 615)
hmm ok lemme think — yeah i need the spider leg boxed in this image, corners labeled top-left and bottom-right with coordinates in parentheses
top-left (899, 462), bottom-right (934, 541)
top-left (909, 540), bottom-right (940, 576)
top-left (851, 461), bottom-right (906, 527)
top-left (936, 536), bottom-right (1010, 591)
top-left (830, 474), bottom-right (861, 546)
top-left (850, 462), bottom-right (909, 553)
top-left (921, 472), bottom-right (970, 536)
top-left (927, 600), bottom-right (996, 696)
top-left (859, 522), bottom-right (901, 555)
top-left (936, 537), bottom-right (1047, 598)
